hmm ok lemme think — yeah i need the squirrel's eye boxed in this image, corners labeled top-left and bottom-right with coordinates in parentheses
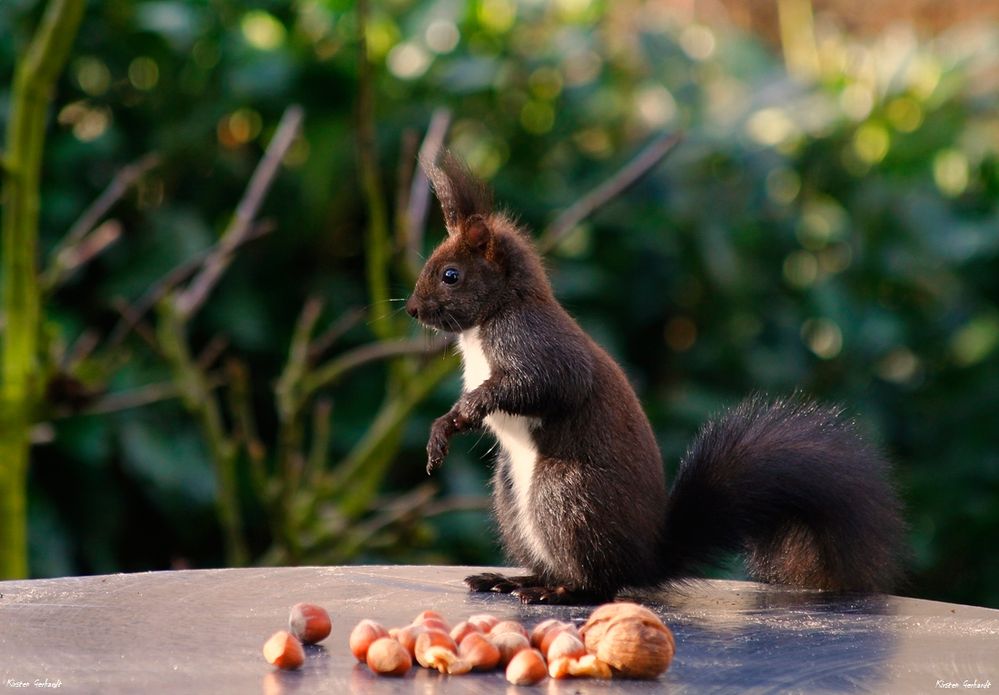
top-left (441, 267), bottom-right (460, 285)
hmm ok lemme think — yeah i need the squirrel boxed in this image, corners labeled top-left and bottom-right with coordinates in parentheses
top-left (405, 151), bottom-right (905, 605)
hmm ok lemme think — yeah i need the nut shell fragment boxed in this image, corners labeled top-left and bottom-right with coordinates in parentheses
top-left (420, 646), bottom-right (473, 675)
top-left (549, 654), bottom-right (612, 680)
top-left (414, 630), bottom-right (458, 668)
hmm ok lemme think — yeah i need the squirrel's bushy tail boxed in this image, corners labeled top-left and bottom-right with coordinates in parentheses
top-left (659, 395), bottom-right (905, 592)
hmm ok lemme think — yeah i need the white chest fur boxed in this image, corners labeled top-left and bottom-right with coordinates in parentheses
top-left (457, 328), bottom-right (553, 569)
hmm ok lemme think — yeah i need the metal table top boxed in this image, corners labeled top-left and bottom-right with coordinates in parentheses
top-left (1, 565), bottom-right (996, 693)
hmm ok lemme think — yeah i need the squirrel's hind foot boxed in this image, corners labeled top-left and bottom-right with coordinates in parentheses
top-left (464, 572), bottom-right (542, 593)
top-left (465, 573), bottom-right (611, 605)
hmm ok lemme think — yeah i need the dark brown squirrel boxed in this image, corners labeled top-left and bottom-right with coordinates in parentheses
top-left (405, 151), bottom-right (905, 605)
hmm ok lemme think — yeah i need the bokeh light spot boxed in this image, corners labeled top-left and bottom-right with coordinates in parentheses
top-left (802, 318), bottom-right (843, 359)
top-left (387, 42), bottom-right (431, 80)
top-left (933, 149), bottom-right (970, 197)
top-left (128, 57), bottom-right (160, 91)
top-left (241, 10), bottom-right (286, 51)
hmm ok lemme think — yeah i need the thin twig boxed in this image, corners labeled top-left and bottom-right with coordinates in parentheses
top-left (55, 379), bottom-right (209, 418)
top-left (174, 105), bottom-right (304, 318)
top-left (62, 329), bottom-right (99, 370)
top-left (422, 495), bottom-right (492, 517)
top-left (225, 359), bottom-right (268, 503)
top-left (106, 221), bottom-right (274, 347)
top-left (303, 336), bottom-right (449, 400)
top-left (196, 334), bottom-right (230, 372)
top-left (63, 153), bottom-right (160, 248)
top-left (355, 0), bottom-right (394, 340)
top-left (305, 398), bottom-right (333, 487)
top-left (276, 296), bottom-right (324, 420)
top-left (538, 131), bottom-right (683, 254)
top-left (329, 354), bottom-right (458, 518)
top-left (111, 297), bottom-right (160, 354)
top-left (307, 306), bottom-right (366, 362)
top-left (329, 483), bottom-right (438, 560)
top-left (41, 219), bottom-right (123, 291)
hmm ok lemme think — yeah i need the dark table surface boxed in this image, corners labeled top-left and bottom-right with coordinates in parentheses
top-left (1, 565), bottom-right (997, 694)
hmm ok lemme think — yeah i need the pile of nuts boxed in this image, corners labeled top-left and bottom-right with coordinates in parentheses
top-left (349, 602), bottom-right (675, 684)
top-left (262, 600), bottom-right (675, 684)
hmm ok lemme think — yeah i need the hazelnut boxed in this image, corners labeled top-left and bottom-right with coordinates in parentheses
top-left (529, 618), bottom-right (563, 648)
top-left (545, 630), bottom-right (586, 662)
top-left (262, 630), bottom-right (305, 670)
top-left (458, 632), bottom-right (502, 671)
top-left (288, 602), bottom-right (331, 645)
top-left (414, 629), bottom-right (458, 668)
top-left (366, 636), bottom-right (412, 676)
top-left (467, 613), bottom-right (499, 633)
top-left (540, 623), bottom-right (580, 659)
top-left (416, 617), bottom-right (450, 633)
top-left (413, 609), bottom-right (445, 624)
top-left (349, 619), bottom-right (390, 662)
top-left (488, 631), bottom-right (531, 666)
top-left (393, 624), bottom-right (429, 658)
top-left (490, 620), bottom-right (529, 639)
top-left (449, 620), bottom-right (481, 645)
top-left (505, 648), bottom-right (548, 686)
top-left (580, 602), bottom-right (675, 679)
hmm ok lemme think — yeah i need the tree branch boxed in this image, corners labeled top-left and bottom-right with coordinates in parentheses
top-left (174, 105), bottom-right (303, 319)
top-left (0, 0), bottom-right (85, 579)
top-left (106, 221), bottom-right (273, 348)
top-left (355, 0), bottom-right (394, 340)
top-left (538, 131), bottom-right (683, 254)
top-left (303, 336), bottom-right (449, 400)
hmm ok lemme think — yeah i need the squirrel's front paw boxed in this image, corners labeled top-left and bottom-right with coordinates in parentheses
top-left (426, 416), bottom-right (452, 475)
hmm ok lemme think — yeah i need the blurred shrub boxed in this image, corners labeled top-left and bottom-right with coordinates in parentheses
top-left (1, 0), bottom-right (996, 607)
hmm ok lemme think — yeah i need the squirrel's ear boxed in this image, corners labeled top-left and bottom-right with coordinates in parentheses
top-left (462, 215), bottom-right (492, 252)
top-left (421, 149), bottom-right (492, 237)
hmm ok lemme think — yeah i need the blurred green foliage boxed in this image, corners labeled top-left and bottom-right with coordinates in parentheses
top-left (1, 0), bottom-right (997, 607)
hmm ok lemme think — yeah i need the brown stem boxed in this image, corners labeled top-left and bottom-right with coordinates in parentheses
top-left (63, 153), bottom-right (159, 248)
top-left (106, 221), bottom-right (273, 348)
top-left (303, 336), bottom-right (448, 400)
top-left (355, 0), bottom-right (394, 340)
top-left (307, 306), bottom-right (366, 362)
top-left (41, 219), bottom-right (123, 292)
top-left (174, 106), bottom-right (303, 319)
top-left (538, 131), bottom-right (683, 254)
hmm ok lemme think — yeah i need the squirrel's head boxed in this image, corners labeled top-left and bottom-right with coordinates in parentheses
top-left (406, 151), bottom-right (549, 332)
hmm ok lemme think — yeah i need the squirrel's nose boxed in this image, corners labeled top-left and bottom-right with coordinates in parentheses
top-left (405, 297), bottom-right (419, 318)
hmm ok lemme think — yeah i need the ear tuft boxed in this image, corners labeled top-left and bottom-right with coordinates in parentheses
top-left (420, 149), bottom-right (493, 236)
top-left (463, 215), bottom-right (491, 250)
